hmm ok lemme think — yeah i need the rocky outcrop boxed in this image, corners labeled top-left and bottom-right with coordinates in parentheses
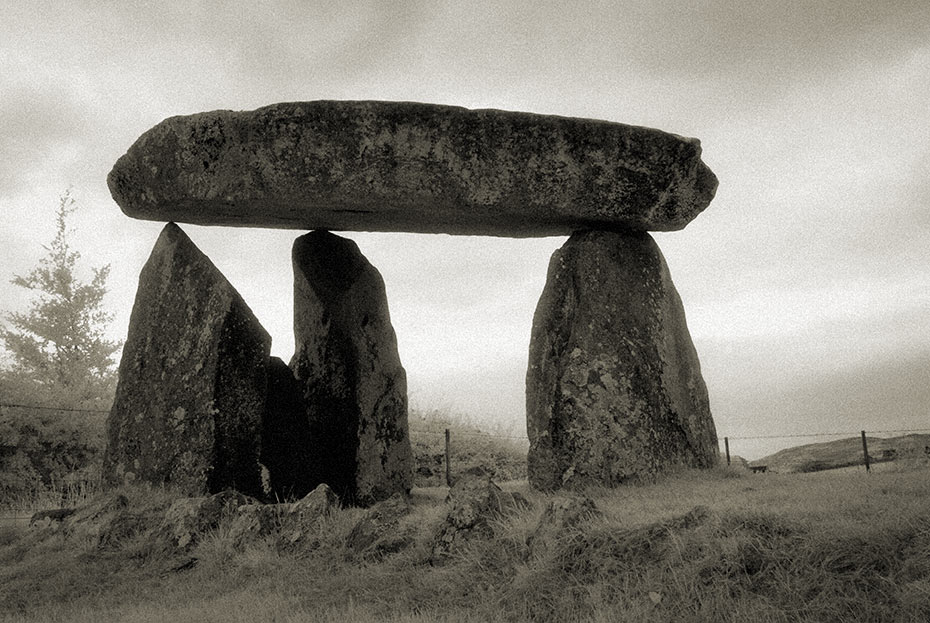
top-left (290, 231), bottom-right (413, 506)
top-left (527, 230), bottom-right (718, 490)
top-left (101, 223), bottom-right (271, 497)
top-left (108, 101), bottom-right (717, 236)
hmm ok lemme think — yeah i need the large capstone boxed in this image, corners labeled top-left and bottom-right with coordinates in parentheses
top-left (102, 222), bottom-right (270, 497)
top-left (290, 230), bottom-right (413, 506)
top-left (108, 101), bottom-right (717, 236)
top-left (526, 230), bottom-right (718, 490)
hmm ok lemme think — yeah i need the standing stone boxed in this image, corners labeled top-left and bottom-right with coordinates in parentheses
top-left (290, 230), bottom-right (413, 506)
top-left (526, 230), bottom-right (717, 491)
top-left (102, 223), bottom-right (270, 498)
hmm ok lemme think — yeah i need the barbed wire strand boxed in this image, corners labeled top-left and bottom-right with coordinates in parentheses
top-left (0, 402), bottom-right (109, 414)
top-left (727, 428), bottom-right (930, 441)
top-left (2, 401), bottom-right (928, 442)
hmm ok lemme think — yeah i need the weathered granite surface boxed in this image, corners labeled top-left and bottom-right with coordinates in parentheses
top-left (108, 100), bottom-right (717, 236)
top-left (290, 230), bottom-right (413, 506)
top-left (526, 230), bottom-right (718, 490)
top-left (102, 223), bottom-right (270, 497)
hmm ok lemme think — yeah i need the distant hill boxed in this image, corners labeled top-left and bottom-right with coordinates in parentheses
top-left (751, 434), bottom-right (930, 473)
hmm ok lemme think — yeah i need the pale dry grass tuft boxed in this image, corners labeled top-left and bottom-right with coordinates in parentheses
top-left (4, 464), bottom-right (930, 621)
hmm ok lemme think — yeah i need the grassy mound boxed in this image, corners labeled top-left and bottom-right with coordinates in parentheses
top-left (752, 433), bottom-right (930, 474)
top-left (4, 464), bottom-right (930, 622)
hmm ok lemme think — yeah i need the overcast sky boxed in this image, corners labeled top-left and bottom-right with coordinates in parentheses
top-left (2, 1), bottom-right (928, 459)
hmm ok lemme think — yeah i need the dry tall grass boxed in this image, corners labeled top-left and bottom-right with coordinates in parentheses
top-left (3, 464), bottom-right (930, 622)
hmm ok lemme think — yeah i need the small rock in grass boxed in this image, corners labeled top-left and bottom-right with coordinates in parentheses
top-left (430, 467), bottom-right (526, 564)
top-left (228, 503), bottom-right (289, 547)
top-left (344, 494), bottom-right (412, 559)
top-left (158, 490), bottom-right (256, 550)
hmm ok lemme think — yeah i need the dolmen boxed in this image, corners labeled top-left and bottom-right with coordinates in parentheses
top-left (102, 100), bottom-right (720, 500)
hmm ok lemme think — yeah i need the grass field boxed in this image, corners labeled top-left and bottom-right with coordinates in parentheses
top-left (3, 461), bottom-right (930, 623)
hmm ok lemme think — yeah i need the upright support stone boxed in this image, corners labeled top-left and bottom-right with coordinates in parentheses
top-left (526, 230), bottom-right (718, 491)
top-left (102, 223), bottom-right (270, 498)
top-left (290, 230), bottom-right (413, 506)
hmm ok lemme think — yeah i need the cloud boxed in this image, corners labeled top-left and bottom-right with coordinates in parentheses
top-left (621, 1), bottom-right (930, 86)
top-left (2, 0), bottom-right (928, 447)
top-left (0, 80), bottom-right (92, 196)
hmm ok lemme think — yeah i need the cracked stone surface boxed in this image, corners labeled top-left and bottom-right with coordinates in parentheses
top-left (526, 230), bottom-right (718, 490)
top-left (102, 223), bottom-right (270, 497)
top-left (108, 100), bottom-right (717, 236)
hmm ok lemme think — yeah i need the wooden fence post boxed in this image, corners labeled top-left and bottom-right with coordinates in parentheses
top-left (724, 437), bottom-right (730, 466)
top-left (861, 430), bottom-right (871, 473)
top-left (445, 428), bottom-right (452, 486)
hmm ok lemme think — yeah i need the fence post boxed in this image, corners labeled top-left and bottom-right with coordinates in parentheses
top-left (444, 428), bottom-right (452, 487)
top-left (861, 430), bottom-right (871, 473)
top-left (724, 437), bottom-right (730, 466)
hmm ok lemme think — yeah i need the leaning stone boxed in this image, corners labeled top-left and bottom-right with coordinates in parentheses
top-left (291, 231), bottom-right (413, 506)
top-left (526, 230), bottom-right (718, 491)
top-left (102, 223), bottom-right (271, 497)
top-left (430, 467), bottom-right (526, 563)
top-left (262, 356), bottom-right (314, 499)
top-left (108, 101), bottom-right (717, 236)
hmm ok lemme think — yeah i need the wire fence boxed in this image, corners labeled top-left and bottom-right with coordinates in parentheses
top-left (0, 402), bottom-right (110, 414)
top-left (2, 401), bottom-right (929, 446)
top-left (2, 400), bottom-right (929, 513)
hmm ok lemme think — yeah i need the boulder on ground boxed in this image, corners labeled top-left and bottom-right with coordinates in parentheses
top-left (290, 483), bottom-right (340, 522)
top-left (158, 490), bottom-right (255, 550)
top-left (227, 484), bottom-right (340, 549)
top-left (108, 100), bottom-right (717, 236)
top-left (344, 493), bottom-right (413, 559)
top-left (526, 230), bottom-right (718, 491)
top-left (227, 503), bottom-right (289, 547)
top-left (291, 231), bottom-right (413, 506)
top-left (430, 467), bottom-right (527, 563)
top-left (280, 483), bottom-right (341, 548)
top-left (102, 223), bottom-right (271, 498)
